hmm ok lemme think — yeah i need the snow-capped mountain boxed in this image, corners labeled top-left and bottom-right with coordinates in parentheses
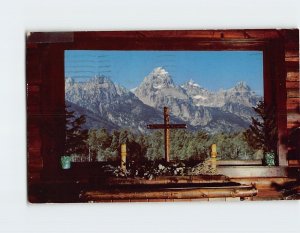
top-left (181, 79), bottom-right (214, 107)
top-left (65, 67), bottom-right (262, 134)
top-left (65, 75), bottom-right (185, 133)
top-left (133, 67), bottom-right (188, 108)
top-left (133, 67), bottom-right (261, 131)
top-left (133, 67), bottom-right (205, 125)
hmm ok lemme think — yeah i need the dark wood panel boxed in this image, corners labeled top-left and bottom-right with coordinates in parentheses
top-left (285, 62), bottom-right (299, 71)
top-left (286, 81), bottom-right (299, 89)
top-left (283, 29), bottom-right (299, 52)
top-left (27, 126), bottom-right (41, 155)
top-left (65, 38), bottom-right (265, 51)
top-left (28, 148), bottom-right (41, 158)
top-left (28, 156), bottom-right (43, 172)
top-left (28, 172), bottom-right (41, 184)
top-left (26, 49), bottom-right (42, 85)
top-left (26, 32), bottom-right (73, 43)
top-left (284, 41), bottom-right (299, 51)
top-left (287, 97), bottom-right (300, 111)
top-left (265, 40), bottom-right (288, 166)
top-left (70, 29), bottom-right (282, 40)
top-left (27, 85), bottom-right (41, 114)
top-left (44, 29), bottom-right (287, 51)
top-left (241, 30), bottom-right (281, 39)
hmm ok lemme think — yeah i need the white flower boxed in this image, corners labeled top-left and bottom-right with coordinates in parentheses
top-left (158, 164), bottom-right (165, 170)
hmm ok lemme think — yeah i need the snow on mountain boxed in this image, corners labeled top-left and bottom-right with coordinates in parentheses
top-left (134, 67), bottom-right (261, 132)
top-left (65, 67), bottom-right (262, 134)
top-left (133, 67), bottom-right (188, 108)
top-left (193, 95), bottom-right (207, 100)
top-left (180, 79), bottom-right (214, 107)
top-left (130, 87), bottom-right (137, 92)
top-left (65, 75), bottom-right (185, 133)
top-left (186, 79), bottom-right (201, 87)
top-left (142, 67), bottom-right (175, 89)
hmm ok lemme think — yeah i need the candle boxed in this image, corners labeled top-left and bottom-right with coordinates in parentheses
top-left (211, 144), bottom-right (217, 158)
top-left (121, 144), bottom-right (127, 171)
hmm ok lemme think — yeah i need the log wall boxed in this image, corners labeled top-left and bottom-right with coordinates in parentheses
top-left (283, 30), bottom-right (300, 165)
top-left (285, 32), bottom-right (299, 130)
top-left (27, 47), bottom-right (43, 183)
top-left (26, 29), bottom-right (299, 185)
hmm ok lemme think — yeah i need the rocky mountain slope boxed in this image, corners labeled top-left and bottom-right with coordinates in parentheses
top-left (65, 75), bottom-right (186, 133)
top-left (65, 67), bottom-right (262, 133)
top-left (134, 67), bottom-right (261, 132)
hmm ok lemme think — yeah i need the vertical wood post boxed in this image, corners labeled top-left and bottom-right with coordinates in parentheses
top-left (211, 144), bottom-right (217, 158)
top-left (147, 107), bottom-right (186, 163)
top-left (121, 144), bottom-right (127, 171)
top-left (211, 144), bottom-right (217, 170)
top-left (164, 107), bottom-right (170, 162)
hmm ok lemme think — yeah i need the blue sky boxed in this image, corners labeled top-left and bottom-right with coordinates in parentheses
top-left (65, 50), bottom-right (263, 95)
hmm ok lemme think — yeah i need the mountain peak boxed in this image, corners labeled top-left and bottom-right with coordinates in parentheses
top-left (233, 81), bottom-right (251, 91)
top-left (152, 66), bottom-right (168, 74)
top-left (65, 76), bottom-right (75, 83)
top-left (89, 75), bottom-right (113, 84)
top-left (183, 79), bottom-right (202, 88)
top-left (141, 67), bottom-right (175, 89)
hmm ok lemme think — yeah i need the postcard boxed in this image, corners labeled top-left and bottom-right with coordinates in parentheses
top-left (27, 30), bottom-right (299, 203)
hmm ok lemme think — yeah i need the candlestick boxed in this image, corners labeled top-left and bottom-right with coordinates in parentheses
top-left (121, 144), bottom-right (127, 171)
top-left (211, 144), bottom-right (217, 158)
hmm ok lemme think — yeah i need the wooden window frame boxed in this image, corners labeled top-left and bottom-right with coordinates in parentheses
top-left (27, 30), bottom-right (293, 180)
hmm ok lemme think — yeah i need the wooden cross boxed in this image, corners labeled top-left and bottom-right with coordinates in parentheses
top-left (147, 106), bottom-right (187, 162)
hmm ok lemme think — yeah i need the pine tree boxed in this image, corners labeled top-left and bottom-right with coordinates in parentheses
top-left (65, 105), bottom-right (88, 156)
top-left (244, 100), bottom-right (277, 153)
top-left (146, 131), bottom-right (164, 160)
top-left (110, 130), bottom-right (120, 152)
top-left (96, 128), bottom-right (112, 149)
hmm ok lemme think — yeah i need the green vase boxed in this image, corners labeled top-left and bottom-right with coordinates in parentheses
top-left (264, 152), bottom-right (275, 166)
top-left (60, 156), bottom-right (71, 169)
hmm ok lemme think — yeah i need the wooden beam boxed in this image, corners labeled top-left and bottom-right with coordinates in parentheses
top-left (164, 107), bottom-right (170, 162)
top-left (218, 166), bottom-right (288, 178)
top-left (105, 175), bottom-right (230, 185)
top-left (217, 160), bottom-right (263, 166)
top-left (147, 124), bottom-right (187, 129)
top-left (81, 185), bottom-right (257, 201)
top-left (147, 107), bottom-right (186, 162)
